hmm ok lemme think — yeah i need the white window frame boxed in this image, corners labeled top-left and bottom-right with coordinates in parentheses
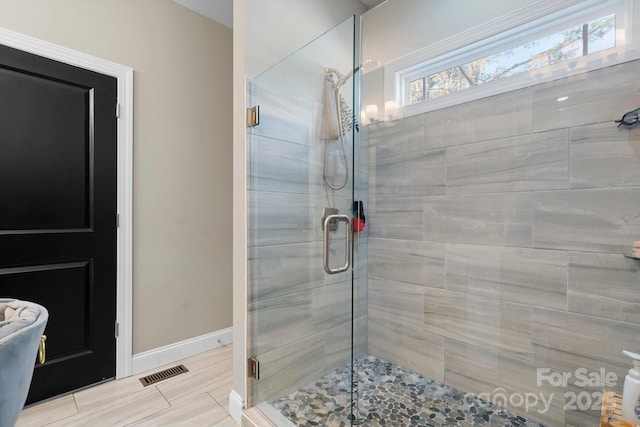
top-left (383, 0), bottom-right (640, 119)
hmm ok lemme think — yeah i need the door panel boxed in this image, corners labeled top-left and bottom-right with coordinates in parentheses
top-left (0, 262), bottom-right (92, 355)
top-left (0, 43), bottom-right (117, 403)
top-left (0, 67), bottom-right (91, 230)
top-left (247, 16), bottom-right (361, 425)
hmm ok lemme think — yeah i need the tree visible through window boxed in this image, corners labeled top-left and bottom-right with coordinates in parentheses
top-left (410, 14), bottom-right (616, 104)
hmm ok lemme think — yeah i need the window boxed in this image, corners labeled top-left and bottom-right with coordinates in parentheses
top-left (384, 0), bottom-right (639, 117)
top-left (409, 14), bottom-right (616, 104)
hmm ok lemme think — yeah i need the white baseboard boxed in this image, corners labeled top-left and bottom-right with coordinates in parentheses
top-left (131, 327), bottom-right (232, 375)
top-left (229, 389), bottom-right (245, 424)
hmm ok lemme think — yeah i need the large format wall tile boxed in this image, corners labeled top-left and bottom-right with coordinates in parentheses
top-left (445, 339), bottom-right (566, 426)
top-left (444, 338), bottom-right (499, 395)
top-left (249, 241), bottom-right (351, 300)
top-left (312, 280), bottom-right (358, 333)
top-left (368, 196), bottom-right (424, 240)
top-left (353, 314), bottom-right (369, 359)
top-left (250, 83), bottom-right (314, 145)
top-left (564, 379), bottom-right (613, 426)
top-left (252, 289), bottom-right (360, 402)
top-left (353, 236), bottom-right (369, 282)
top-left (321, 138), bottom-right (354, 193)
top-left (424, 89), bottom-right (534, 149)
top-left (446, 244), bottom-right (567, 310)
top-left (371, 148), bottom-right (446, 198)
top-left (446, 130), bottom-right (569, 194)
top-left (568, 252), bottom-right (640, 323)
top-left (423, 193), bottom-right (533, 246)
top-left (424, 288), bottom-right (532, 360)
top-left (369, 238), bottom-right (445, 287)
top-left (249, 192), bottom-right (316, 246)
top-left (361, 57), bottom-right (640, 427)
top-left (322, 320), bottom-right (364, 375)
top-left (249, 193), bottom-right (354, 247)
top-left (532, 60), bottom-right (640, 132)
top-left (250, 289), bottom-right (313, 356)
top-left (422, 107), bottom-right (456, 150)
top-left (248, 134), bottom-right (355, 198)
top-left (369, 278), bottom-right (424, 330)
top-left (402, 114), bottom-right (426, 152)
top-left (249, 242), bottom-right (322, 300)
top-left (367, 114), bottom-right (425, 161)
top-left (570, 122), bottom-right (640, 189)
top-left (248, 135), bottom-right (322, 194)
top-left (495, 352), bottom-right (566, 426)
top-left (565, 405), bottom-right (601, 427)
top-left (368, 317), bottom-right (444, 382)
top-left (532, 308), bottom-right (640, 389)
top-left (253, 334), bottom-right (325, 404)
top-left (367, 241), bottom-right (437, 382)
top-left (248, 50), bottom-right (640, 421)
top-left (533, 188), bottom-right (640, 252)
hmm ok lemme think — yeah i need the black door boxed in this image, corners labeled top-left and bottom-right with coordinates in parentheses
top-left (0, 43), bottom-right (117, 403)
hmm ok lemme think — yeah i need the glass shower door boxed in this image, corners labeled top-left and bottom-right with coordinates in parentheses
top-left (247, 16), bottom-right (365, 426)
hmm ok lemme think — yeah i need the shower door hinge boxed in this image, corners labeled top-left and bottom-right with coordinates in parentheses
top-left (115, 103), bottom-right (121, 118)
top-left (115, 321), bottom-right (119, 338)
top-left (248, 356), bottom-right (260, 380)
top-left (246, 105), bottom-right (260, 127)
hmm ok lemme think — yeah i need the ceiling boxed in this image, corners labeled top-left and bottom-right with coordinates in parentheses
top-left (173, 0), bottom-right (233, 29)
top-left (172, 0), bottom-right (384, 29)
top-left (360, 0), bottom-right (385, 6)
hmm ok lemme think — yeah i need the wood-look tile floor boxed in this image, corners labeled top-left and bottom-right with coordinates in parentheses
top-left (16, 345), bottom-right (238, 427)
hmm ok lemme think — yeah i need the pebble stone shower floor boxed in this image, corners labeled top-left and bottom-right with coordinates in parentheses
top-left (272, 355), bottom-right (547, 427)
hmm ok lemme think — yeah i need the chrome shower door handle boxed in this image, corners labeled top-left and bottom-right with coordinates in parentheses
top-left (323, 214), bottom-right (351, 274)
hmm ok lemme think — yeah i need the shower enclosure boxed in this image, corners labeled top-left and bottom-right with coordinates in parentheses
top-left (246, 16), bottom-right (367, 424)
top-left (247, 1), bottom-right (640, 426)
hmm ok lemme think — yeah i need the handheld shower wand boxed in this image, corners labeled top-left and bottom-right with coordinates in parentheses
top-left (321, 68), bottom-right (358, 191)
